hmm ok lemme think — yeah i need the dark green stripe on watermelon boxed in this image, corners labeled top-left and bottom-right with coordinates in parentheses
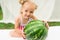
top-left (24, 20), bottom-right (48, 40)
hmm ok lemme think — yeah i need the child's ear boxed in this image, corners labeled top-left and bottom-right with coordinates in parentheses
top-left (20, 9), bottom-right (23, 14)
top-left (21, 12), bottom-right (23, 14)
top-left (20, 8), bottom-right (23, 14)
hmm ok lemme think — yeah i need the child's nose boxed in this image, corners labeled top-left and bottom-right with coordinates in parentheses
top-left (27, 13), bottom-right (30, 16)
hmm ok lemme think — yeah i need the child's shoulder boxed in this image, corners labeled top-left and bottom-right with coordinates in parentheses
top-left (15, 15), bottom-right (21, 22)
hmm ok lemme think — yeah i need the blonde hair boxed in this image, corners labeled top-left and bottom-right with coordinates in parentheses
top-left (19, 0), bottom-right (29, 5)
top-left (19, 0), bottom-right (37, 9)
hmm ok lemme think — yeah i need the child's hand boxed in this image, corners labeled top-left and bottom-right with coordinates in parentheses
top-left (42, 20), bottom-right (49, 29)
top-left (22, 32), bottom-right (26, 39)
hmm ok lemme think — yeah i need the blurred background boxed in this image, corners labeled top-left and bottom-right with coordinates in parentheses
top-left (0, 0), bottom-right (60, 29)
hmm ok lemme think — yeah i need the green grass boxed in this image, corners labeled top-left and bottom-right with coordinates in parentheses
top-left (0, 22), bottom-right (60, 29)
top-left (0, 23), bottom-right (14, 29)
top-left (48, 22), bottom-right (60, 26)
top-left (0, 6), bottom-right (3, 20)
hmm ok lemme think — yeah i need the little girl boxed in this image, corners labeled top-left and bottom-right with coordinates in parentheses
top-left (10, 0), bottom-right (49, 39)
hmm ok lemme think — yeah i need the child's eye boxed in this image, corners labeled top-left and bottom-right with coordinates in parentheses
top-left (30, 11), bottom-right (33, 13)
top-left (25, 10), bottom-right (28, 12)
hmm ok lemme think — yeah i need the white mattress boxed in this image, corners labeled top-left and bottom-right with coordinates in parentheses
top-left (0, 26), bottom-right (60, 40)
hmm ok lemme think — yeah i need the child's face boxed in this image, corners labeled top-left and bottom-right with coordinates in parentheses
top-left (21, 2), bottom-right (36, 20)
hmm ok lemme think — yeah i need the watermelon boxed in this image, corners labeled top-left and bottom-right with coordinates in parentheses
top-left (24, 20), bottom-right (48, 40)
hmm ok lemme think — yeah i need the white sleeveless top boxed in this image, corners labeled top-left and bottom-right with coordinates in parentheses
top-left (20, 18), bottom-right (32, 27)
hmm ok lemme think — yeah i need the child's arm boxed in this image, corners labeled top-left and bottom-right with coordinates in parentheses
top-left (31, 15), bottom-right (49, 29)
top-left (31, 15), bottom-right (38, 20)
top-left (14, 17), bottom-right (21, 32)
top-left (14, 16), bottom-right (26, 38)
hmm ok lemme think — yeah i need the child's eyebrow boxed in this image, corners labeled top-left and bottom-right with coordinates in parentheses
top-left (30, 10), bottom-right (34, 11)
top-left (31, 11), bottom-right (33, 12)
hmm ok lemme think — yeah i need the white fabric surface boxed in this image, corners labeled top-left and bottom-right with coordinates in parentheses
top-left (0, 0), bottom-right (55, 23)
top-left (0, 26), bottom-right (60, 40)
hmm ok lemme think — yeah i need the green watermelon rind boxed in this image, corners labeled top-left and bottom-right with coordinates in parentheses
top-left (24, 20), bottom-right (48, 40)
top-left (24, 23), bottom-right (44, 34)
